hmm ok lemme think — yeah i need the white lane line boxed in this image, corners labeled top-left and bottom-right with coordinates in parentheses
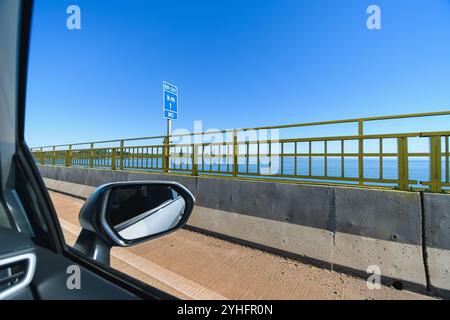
top-left (59, 218), bottom-right (228, 300)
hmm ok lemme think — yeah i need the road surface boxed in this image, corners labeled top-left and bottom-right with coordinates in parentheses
top-left (49, 191), bottom-right (432, 300)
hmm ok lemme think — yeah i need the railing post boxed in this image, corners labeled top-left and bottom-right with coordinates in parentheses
top-left (429, 136), bottom-right (442, 193)
top-left (52, 146), bottom-right (56, 165)
top-left (232, 129), bottom-right (238, 177)
top-left (397, 137), bottom-right (409, 190)
top-left (66, 145), bottom-right (72, 167)
top-left (119, 140), bottom-right (124, 170)
top-left (358, 120), bottom-right (364, 186)
top-left (40, 147), bottom-right (44, 165)
top-left (89, 143), bottom-right (94, 168)
top-left (111, 148), bottom-right (117, 170)
top-left (163, 136), bottom-right (170, 173)
top-left (192, 144), bottom-right (199, 176)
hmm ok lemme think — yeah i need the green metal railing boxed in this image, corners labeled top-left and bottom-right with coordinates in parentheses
top-left (31, 111), bottom-right (450, 193)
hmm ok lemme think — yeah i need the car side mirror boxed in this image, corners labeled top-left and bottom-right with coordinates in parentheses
top-left (73, 181), bottom-right (195, 266)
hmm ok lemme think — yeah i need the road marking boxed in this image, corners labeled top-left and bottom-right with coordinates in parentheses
top-left (59, 218), bottom-right (228, 300)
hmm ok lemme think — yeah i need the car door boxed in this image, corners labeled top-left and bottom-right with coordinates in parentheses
top-left (0, 0), bottom-right (174, 300)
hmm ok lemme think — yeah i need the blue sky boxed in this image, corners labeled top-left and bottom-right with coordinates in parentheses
top-left (25, 0), bottom-right (450, 148)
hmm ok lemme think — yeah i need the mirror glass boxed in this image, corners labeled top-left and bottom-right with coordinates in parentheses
top-left (105, 184), bottom-right (186, 241)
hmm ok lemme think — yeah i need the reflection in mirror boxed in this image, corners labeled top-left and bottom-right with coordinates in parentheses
top-left (105, 185), bottom-right (186, 241)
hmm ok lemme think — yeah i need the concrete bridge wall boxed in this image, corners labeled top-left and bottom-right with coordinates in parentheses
top-left (37, 165), bottom-right (450, 298)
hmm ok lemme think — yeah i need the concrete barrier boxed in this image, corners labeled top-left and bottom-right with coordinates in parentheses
top-left (44, 177), bottom-right (95, 199)
top-left (39, 165), bottom-right (440, 295)
top-left (423, 193), bottom-right (450, 298)
top-left (334, 188), bottom-right (426, 291)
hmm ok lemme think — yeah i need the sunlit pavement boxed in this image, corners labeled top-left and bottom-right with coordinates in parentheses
top-left (50, 191), bottom-right (433, 300)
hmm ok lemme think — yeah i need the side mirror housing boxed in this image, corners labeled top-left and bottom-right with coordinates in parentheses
top-left (73, 181), bottom-right (195, 266)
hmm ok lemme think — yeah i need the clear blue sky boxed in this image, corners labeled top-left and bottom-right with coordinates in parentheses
top-left (25, 0), bottom-right (450, 148)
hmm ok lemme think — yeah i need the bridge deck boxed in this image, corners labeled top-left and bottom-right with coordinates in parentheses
top-left (49, 191), bottom-right (431, 300)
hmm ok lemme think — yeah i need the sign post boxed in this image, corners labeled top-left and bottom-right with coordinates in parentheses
top-left (163, 82), bottom-right (178, 172)
top-left (163, 81), bottom-right (178, 135)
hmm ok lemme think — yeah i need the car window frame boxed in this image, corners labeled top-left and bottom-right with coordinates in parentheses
top-left (13, 0), bottom-right (178, 300)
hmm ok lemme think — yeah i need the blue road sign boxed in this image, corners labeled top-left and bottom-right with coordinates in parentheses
top-left (163, 82), bottom-right (178, 120)
top-left (164, 109), bottom-right (178, 120)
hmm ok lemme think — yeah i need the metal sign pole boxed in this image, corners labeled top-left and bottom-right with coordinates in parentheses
top-left (165, 118), bottom-right (172, 173)
top-left (167, 119), bottom-right (172, 138)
